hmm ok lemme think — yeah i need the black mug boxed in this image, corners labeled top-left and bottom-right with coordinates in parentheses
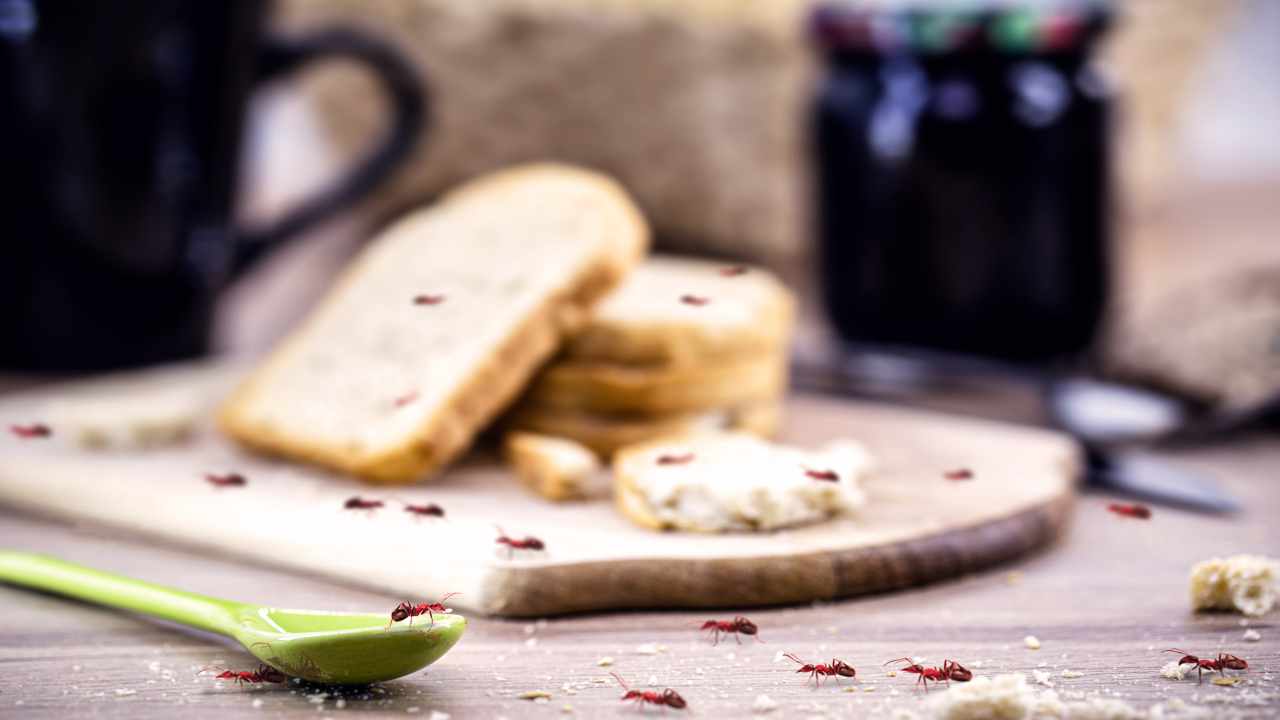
top-left (0, 1), bottom-right (425, 372)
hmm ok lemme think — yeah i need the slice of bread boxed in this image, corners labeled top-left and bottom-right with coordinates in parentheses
top-left (561, 256), bottom-right (795, 367)
top-left (502, 431), bottom-right (602, 502)
top-left (614, 431), bottom-right (872, 533)
top-left (219, 164), bottom-right (649, 483)
top-left (505, 399), bottom-right (781, 458)
top-left (522, 351), bottom-right (787, 414)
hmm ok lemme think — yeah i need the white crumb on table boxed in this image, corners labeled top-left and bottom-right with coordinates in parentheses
top-left (1024, 635), bottom-right (1042, 650)
top-left (752, 694), bottom-right (779, 714)
top-left (1189, 554), bottom-right (1279, 617)
top-left (1242, 628), bottom-right (1262, 642)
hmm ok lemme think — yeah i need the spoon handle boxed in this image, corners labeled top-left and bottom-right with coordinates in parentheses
top-left (0, 551), bottom-right (241, 636)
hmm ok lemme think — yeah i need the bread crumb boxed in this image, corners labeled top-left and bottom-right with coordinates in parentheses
top-left (597, 656), bottom-right (615, 666)
top-left (1243, 628), bottom-right (1261, 642)
top-left (113, 689), bottom-right (136, 697)
top-left (923, 673), bottom-right (1153, 720)
top-left (561, 704), bottom-right (574, 713)
top-left (1189, 554), bottom-right (1279, 617)
top-left (1211, 676), bottom-right (1243, 687)
top-left (922, 673), bottom-right (1035, 719)
top-left (1032, 670), bottom-right (1053, 687)
top-left (429, 713), bottom-right (450, 720)
top-left (1024, 635), bottom-right (1042, 650)
top-left (1160, 661), bottom-right (1191, 680)
top-left (1006, 572), bottom-right (1023, 585)
top-left (752, 694), bottom-right (778, 714)
top-left (1061, 670), bottom-right (1084, 679)
top-left (518, 691), bottom-right (553, 700)
top-left (503, 432), bottom-right (601, 501)
top-left (252, 699), bottom-right (263, 709)
top-left (635, 643), bottom-right (664, 655)
top-left (525, 637), bottom-right (538, 648)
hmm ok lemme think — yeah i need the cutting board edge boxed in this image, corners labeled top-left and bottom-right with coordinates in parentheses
top-left (478, 488), bottom-right (1076, 617)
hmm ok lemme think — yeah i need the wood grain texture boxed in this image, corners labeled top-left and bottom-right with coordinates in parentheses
top-left (0, 366), bottom-right (1076, 617)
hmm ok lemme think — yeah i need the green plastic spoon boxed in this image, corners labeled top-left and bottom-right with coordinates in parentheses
top-left (0, 551), bottom-right (465, 685)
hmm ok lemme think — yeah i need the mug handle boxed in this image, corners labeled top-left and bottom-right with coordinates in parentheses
top-left (230, 28), bottom-right (426, 275)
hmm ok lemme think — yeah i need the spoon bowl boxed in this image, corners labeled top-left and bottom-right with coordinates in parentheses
top-left (234, 607), bottom-right (465, 684)
top-left (0, 551), bottom-right (465, 685)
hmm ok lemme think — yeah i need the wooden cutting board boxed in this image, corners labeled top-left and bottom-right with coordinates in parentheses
top-left (0, 362), bottom-right (1078, 617)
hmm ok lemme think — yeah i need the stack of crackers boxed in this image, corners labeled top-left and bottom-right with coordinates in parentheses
top-left (501, 256), bottom-right (795, 498)
top-left (218, 165), bottom-right (869, 530)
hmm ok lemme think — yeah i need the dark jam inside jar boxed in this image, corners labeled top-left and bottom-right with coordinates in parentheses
top-left (812, 3), bottom-right (1112, 366)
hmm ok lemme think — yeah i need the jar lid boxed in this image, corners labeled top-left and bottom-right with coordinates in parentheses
top-left (811, 1), bottom-right (1112, 55)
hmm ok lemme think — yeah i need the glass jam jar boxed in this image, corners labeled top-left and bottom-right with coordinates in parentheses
top-left (812, 2), bottom-right (1113, 366)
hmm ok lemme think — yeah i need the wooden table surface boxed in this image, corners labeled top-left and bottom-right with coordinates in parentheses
top-left (2, 417), bottom-right (1277, 718)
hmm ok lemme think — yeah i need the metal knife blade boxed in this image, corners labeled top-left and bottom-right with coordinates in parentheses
top-left (1084, 447), bottom-right (1240, 514)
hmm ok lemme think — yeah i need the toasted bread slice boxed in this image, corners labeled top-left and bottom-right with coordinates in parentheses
top-left (614, 431), bottom-right (872, 532)
top-left (219, 164), bottom-right (649, 483)
top-left (505, 399), bottom-right (781, 458)
top-left (562, 256), bottom-right (795, 367)
top-left (523, 351), bottom-right (786, 414)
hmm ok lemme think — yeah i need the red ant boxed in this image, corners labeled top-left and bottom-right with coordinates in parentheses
top-left (10, 423), bottom-right (51, 439)
top-left (679, 294), bottom-right (710, 306)
top-left (719, 266), bottom-right (749, 277)
top-left (944, 468), bottom-right (974, 481)
top-left (413, 294), bottom-right (446, 305)
top-left (657, 453), bottom-right (695, 465)
top-left (803, 467), bottom-right (840, 482)
top-left (495, 526), bottom-right (545, 556)
top-left (388, 592), bottom-right (460, 628)
top-left (610, 672), bottom-right (687, 710)
top-left (402, 502), bottom-right (445, 519)
top-left (1107, 502), bottom-right (1151, 519)
top-left (200, 664), bottom-right (287, 686)
top-left (393, 390), bottom-right (419, 408)
top-left (884, 658), bottom-right (972, 691)
top-left (701, 616), bottom-right (760, 645)
top-left (344, 496), bottom-right (384, 511)
top-left (784, 653), bottom-right (856, 686)
top-left (205, 473), bottom-right (247, 488)
top-left (1165, 649), bottom-right (1248, 684)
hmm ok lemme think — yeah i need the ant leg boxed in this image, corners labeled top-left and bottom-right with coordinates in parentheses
top-left (735, 632), bottom-right (742, 645)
